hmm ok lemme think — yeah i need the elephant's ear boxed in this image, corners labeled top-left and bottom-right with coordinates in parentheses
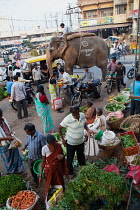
top-left (57, 38), bottom-right (67, 56)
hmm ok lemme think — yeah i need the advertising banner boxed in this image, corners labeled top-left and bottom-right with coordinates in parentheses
top-left (80, 19), bottom-right (97, 27)
top-left (97, 16), bottom-right (114, 25)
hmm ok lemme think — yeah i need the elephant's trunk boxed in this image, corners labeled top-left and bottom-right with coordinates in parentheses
top-left (46, 50), bottom-right (53, 76)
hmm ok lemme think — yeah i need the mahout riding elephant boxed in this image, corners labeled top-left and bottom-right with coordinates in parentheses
top-left (46, 33), bottom-right (109, 80)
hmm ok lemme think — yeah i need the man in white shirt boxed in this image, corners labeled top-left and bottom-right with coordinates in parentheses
top-left (11, 75), bottom-right (28, 119)
top-left (32, 63), bottom-right (42, 88)
top-left (58, 105), bottom-right (92, 178)
top-left (59, 67), bottom-right (74, 99)
top-left (60, 23), bottom-right (74, 35)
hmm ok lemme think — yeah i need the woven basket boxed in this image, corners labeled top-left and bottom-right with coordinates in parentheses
top-left (98, 138), bottom-right (121, 150)
top-left (112, 99), bottom-right (131, 105)
top-left (107, 116), bottom-right (124, 130)
top-left (120, 114), bottom-right (140, 133)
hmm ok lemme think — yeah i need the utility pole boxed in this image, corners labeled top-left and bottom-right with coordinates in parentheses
top-left (44, 14), bottom-right (48, 28)
top-left (55, 13), bottom-right (58, 32)
top-left (65, 4), bottom-right (81, 29)
top-left (11, 16), bottom-right (14, 31)
top-left (50, 13), bottom-right (53, 28)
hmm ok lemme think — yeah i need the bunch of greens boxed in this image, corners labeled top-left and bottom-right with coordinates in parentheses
top-left (0, 87), bottom-right (4, 100)
top-left (132, 155), bottom-right (140, 165)
top-left (123, 123), bottom-right (131, 128)
top-left (113, 95), bottom-right (129, 103)
top-left (51, 163), bottom-right (127, 210)
top-left (109, 116), bottom-right (117, 121)
top-left (94, 157), bottom-right (118, 169)
top-left (121, 134), bottom-right (137, 148)
top-left (0, 174), bottom-right (27, 204)
top-left (105, 103), bottom-right (125, 112)
top-left (52, 132), bottom-right (60, 141)
top-left (123, 88), bottom-right (130, 91)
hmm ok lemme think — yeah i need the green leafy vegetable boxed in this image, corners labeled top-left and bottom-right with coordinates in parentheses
top-left (105, 103), bottom-right (125, 112)
top-left (0, 174), bottom-right (27, 204)
top-left (51, 163), bottom-right (127, 210)
top-left (121, 134), bottom-right (136, 148)
top-left (113, 95), bottom-right (129, 103)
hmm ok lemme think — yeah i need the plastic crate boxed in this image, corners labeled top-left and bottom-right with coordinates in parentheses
top-left (120, 131), bottom-right (139, 156)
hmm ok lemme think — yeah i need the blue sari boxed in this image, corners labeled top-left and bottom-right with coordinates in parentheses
top-left (0, 145), bottom-right (24, 174)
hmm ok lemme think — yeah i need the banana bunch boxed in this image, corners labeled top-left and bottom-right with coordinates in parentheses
top-left (107, 95), bottom-right (115, 102)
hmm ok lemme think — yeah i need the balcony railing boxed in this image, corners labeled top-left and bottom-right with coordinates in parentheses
top-left (78, 0), bottom-right (113, 6)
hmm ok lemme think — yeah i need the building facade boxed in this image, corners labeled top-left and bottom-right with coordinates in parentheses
top-left (77, 0), bottom-right (138, 38)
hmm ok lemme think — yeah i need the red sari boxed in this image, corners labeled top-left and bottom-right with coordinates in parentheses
top-left (45, 143), bottom-right (68, 194)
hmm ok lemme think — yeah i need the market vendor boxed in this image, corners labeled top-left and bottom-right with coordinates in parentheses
top-left (85, 100), bottom-right (96, 125)
top-left (88, 108), bottom-right (106, 134)
top-left (39, 134), bottom-right (68, 196)
top-left (0, 109), bottom-right (24, 174)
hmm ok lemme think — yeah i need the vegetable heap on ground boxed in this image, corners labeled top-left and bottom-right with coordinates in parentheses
top-left (0, 174), bottom-right (26, 204)
top-left (51, 163), bottom-right (127, 210)
top-left (8, 190), bottom-right (36, 209)
top-left (113, 95), bottom-right (130, 104)
top-left (0, 87), bottom-right (5, 100)
top-left (105, 103), bottom-right (125, 112)
top-left (121, 134), bottom-right (137, 148)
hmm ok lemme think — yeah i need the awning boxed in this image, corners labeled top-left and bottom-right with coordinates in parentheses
top-left (76, 23), bottom-right (132, 32)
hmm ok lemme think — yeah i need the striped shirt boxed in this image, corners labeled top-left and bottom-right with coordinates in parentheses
top-left (60, 113), bottom-right (86, 145)
top-left (26, 130), bottom-right (47, 160)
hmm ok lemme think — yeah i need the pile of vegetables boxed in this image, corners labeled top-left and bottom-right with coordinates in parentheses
top-left (109, 116), bottom-right (117, 121)
top-left (105, 103), bottom-right (125, 112)
top-left (123, 88), bottom-right (130, 91)
top-left (121, 134), bottom-right (137, 148)
top-left (0, 87), bottom-right (5, 100)
top-left (51, 163), bottom-right (127, 210)
top-left (0, 174), bottom-right (27, 204)
top-left (113, 95), bottom-right (130, 104)
top-left (132, 155), bottom-right (140, 165)
top-left (8, 190), bottom-right (36, 209)
top-left (94, 157), bottom-right (118, 169)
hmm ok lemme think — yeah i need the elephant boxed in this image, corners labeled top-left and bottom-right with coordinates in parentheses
top-left (46, 33), bottom-right (109, 80)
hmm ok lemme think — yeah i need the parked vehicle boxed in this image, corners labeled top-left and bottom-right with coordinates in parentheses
top-left (127, 61), bottom-right (139, 79)
top-left (22, 55), bottom-right (60, 82)
top-left (72, 79), bottom-right (102, 106)
top-left (106, 76), bottom-right (116, 94)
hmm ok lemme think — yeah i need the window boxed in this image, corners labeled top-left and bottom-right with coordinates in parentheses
top-left (116, 5), bottom-right (127, 14)
top-left (99, 8), bottom-right (113, 17)
top-left (84, 10), bottom-right (97, 19)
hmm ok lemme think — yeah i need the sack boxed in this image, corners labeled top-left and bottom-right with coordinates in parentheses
top-left (8, 135), bottom-right (22, 149)
top-left (101, 131), bottom-right (115, 145)
top-left (53, 98), bottom-right (63, 110)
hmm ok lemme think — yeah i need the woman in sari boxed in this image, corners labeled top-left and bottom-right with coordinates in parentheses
top-left (85, 100), bottom-right (96, 125)
top-left (0, 109), bottom-right (24, 174)
top-left (39, 134), bottom-right (68, 199)
top-left (49, 73), bottom-right (58, 109)
top-left (89, 108), bottom-right (106, 134)
top-left (34, 85), bottom-right (55, 134)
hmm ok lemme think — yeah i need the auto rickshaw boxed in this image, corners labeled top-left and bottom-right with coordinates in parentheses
top-left (22, 55), bottom-right (58, 82)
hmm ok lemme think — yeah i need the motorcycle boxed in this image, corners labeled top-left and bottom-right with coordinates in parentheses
top-left (127, 61), bottom-right (139, 79)
top-left (9, 83), bottom-right (35, 110)
top-left (72, 79), bottom-right (102, 107)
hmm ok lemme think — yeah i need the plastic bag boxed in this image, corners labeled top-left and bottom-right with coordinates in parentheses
top-left (103, 164), bottom-right (120, 174)
top-left (126, 165), bottom-right (140, 185)
top-left (45, 185), bottom-right (63, 209)
top-left (53, 98), bottom-right (63, 110)
top-left (8, 135), bottom-right (22, 149)
top-left (85, 137), bottom-right (99, 156)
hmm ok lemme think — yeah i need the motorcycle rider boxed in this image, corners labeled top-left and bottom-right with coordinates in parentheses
top-left (79, 65), bottom-right (101, 100)
top-left (107, 57), bottom-right (118, 72)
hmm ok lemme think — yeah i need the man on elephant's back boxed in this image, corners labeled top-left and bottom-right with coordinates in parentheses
top-left (79, 65), bottom-right (101, 100)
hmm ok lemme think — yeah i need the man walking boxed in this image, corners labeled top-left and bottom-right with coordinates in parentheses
top-left (11, 75), bottom-right (28, 119)
top-left (22, 123), bottom-right (46, 186)
top-left (58, 106), bottom-right (92, 179)
top-left (32, 63), bottom-right (42, 88)
top-left (111, 62), bottom-right (126, 93)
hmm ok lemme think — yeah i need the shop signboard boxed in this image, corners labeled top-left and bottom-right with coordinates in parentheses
top-left (114, 14), bottom-right (127, 23)
top-left (97, 16), bottom-right (114, 25)
top-left (80, 19), bottom-right (97, 27)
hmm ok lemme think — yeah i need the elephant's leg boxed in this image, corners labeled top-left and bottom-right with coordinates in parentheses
top-left (65, 63), bottom-right (73, 75)
top-left (101, 66), bottom-right (107, 82)
top-left (64, 56), bottom-right (77, 75)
